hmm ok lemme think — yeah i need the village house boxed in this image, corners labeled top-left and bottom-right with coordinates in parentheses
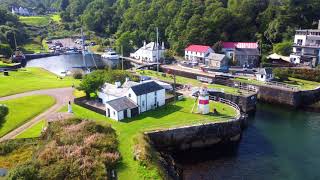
top-left (11, 7), bottom-right (36, 16)
top-left (205, 53), bottom-right (229, 70)
top-left (267, 53), bottom-right (293, 67)
top-left (97, 79), bottom-right (165, 121)
top-left (185, 45), bottom-right (214, 63)
top-left (255, 68), bottom-right (273, 82)
top-left (233, 48), bottom-right (260, 68)
top-left (221, 42), bottom-right (259, 59)
top-left (290, 21), bottom-right (320, 67)
top-left (130, 41), bottom-right (165, 63)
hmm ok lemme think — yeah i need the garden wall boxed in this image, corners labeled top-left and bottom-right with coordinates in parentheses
top-left (74, 97), bottom-right (106, 115)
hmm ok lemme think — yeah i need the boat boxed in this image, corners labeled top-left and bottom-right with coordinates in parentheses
top-left (101, 50), bottom-right (120, 60)
top-left (65, 47), bottom-right (79, 54)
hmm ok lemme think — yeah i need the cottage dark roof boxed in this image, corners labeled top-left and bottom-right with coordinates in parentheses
top-left (206, 53), bottom-right (226, 61)
top-left (257, 68), bottom-right (273, 75)
top-left (130, 81), bottom-right (164, 96)
top-left (106, 97), bottom-right (138, 112)
top-left (235, 48), bottom-right (260, 56)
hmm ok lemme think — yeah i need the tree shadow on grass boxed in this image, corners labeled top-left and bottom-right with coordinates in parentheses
top-left (0, 117), bottom-right (5, 130)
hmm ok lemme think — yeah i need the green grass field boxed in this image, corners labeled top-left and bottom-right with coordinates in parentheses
top-left (0, 67), bottom-right (79, 97)
top-left (19, 16), bottom-right (50, 27)
top-left (235, 77), bottom-right (320, 90)
top-left (137, 70), bottom-right (243, 95)
top-left (15, 120), bottom-right (46, 139)
top-left (0, 95), bottom-right (55, 137)
top-left (61, 98), bottom-right (237, 179)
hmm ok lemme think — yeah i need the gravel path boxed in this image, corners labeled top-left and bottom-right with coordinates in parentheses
top-left (0, 87), bottom-right (74, 142)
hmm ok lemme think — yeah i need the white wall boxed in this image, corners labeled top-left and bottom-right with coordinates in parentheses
top-left (184, 48), bottom-right (214, 61)
top-left (106, 104), bottom-right (119, 121)
top-left (97, 92), bottom-right (119, 103)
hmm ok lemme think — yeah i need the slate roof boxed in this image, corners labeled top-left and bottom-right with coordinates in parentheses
top-left (206, 53), bottom-right (226, 61)
top-left (257, 68), bottom-right (273, 75)
top-left (130, 81), bottom-right (164, 96)
top-left (106, 97), bottom-right (138, 112)
top-left (235, 48), bottom-right (260, 56)
top-left (185, 45), bottom-right (212, 53)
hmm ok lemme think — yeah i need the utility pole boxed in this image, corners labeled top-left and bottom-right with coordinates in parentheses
top-left (173, 72), bottom-right (176, 104)
top-left (156, 27), bottom-right (159, 72)
top-left (121, 45), bottom-right (124, 71)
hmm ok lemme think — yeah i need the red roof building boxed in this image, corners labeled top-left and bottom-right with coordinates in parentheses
top-left (185, 45), bottom-right (212, 53)
top-left (222, 42), bottom-right (258, 49)
top-left (184, 45), bottom-right (214, 63)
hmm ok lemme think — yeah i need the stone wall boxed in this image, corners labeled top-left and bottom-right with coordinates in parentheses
top-left (146, 119), bottom-right (244, 152)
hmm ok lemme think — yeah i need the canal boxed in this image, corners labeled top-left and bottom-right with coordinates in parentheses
top-left (176, 103), bottom-right (320, 180)
top-left (25, 55), bottom-right (320, 180)
top-left (25, 54), bottom-right (131, 75)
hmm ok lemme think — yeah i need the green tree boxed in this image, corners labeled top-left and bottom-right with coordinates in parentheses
top-left (0, 44), bottom-right (13, 57)
top-left (273, 41), bottom-right (292, 56)
top-left (78, 70), bottom-right (105, 98)
top-left (273, 68), bottom-right (289, 81)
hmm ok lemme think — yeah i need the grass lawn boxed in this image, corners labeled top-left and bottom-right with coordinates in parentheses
top-left (0, 61), bottom-right (17, 68)
top-left (0, 95), bottom-right (55, 137)
top-left (50, 14), bottom-right (61, 24)
top-left (137, 70), bottom-right (242, 95)
top-left (0, 67), bottom-right (79, 97)
top-left (235, 77), bottom-right (320, 90)
top-left (15, 120), bottom-right (46, 139)
top-left (19, 16), bottom-right (50, 27)
top-left (61, 98), bottom-right (237, 179)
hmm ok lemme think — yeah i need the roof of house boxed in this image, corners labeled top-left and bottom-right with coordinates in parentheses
top-left (122, 81), bottom-right (139, 88)
top-left (235, 48), bottom-right (260, 56)
top-left (106, 97), bottom-right (138, 112)
top-left (130, 81), bottom-right (164, 96)
top-left (206, 53), bottom-right (226, 61)
top-left (257, 68), bottom-right (273, 75)
top-left (185, 45), bottom-right (212, 53)
top-left (101, 83), bottom-right (128, 97)
top-left (267, 53), bottom-right (291, 63)
top-left (222, 42), bottom-right (258, 49)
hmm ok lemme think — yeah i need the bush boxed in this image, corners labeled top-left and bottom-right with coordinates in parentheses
top-left (273, 68), bottom-right (289, 81)
top-left (0, 44), bottom-right (13, 57)
top-left (72, 70), bottom-right (83, 79)
top-left (273, 41), bottom-right (292, 56)
top-left (7, 162), bottom-right (39, 180)
top-left (0, 105), bottom-right (8, 120)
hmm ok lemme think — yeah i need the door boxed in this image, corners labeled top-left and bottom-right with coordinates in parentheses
top-left (124, 109), bottom-right (127, 118)
top-left (107, 108), bottom-right (110, 117)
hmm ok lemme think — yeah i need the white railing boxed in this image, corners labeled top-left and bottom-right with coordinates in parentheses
top-left (209, 96), bottom-right (242, 120)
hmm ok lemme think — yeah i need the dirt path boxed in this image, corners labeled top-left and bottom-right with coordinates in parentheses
top-left (0, 87), bottom-right (74, 142)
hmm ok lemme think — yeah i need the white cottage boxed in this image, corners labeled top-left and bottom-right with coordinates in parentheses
top-left (256, 68), bottom-right (273, 82)
top-left (98, 80), bottom-right (165, 121)
top-left (130, 41), bottom-right (165, 63)
top-left (185, 45), bottom-right (214, 64)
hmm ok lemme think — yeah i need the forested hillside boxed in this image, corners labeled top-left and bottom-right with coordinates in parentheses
top-left (58, 0), bottom-right (320, 56)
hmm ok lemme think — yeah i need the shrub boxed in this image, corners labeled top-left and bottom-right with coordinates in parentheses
top-left (273, 68), bottom-right (289, 81)
top-left (0, 105), bottom-right (8, 120)
top-left (7, 162), bottom-right (39, 180)
top-left (72, 70), bottom-right (83, 79)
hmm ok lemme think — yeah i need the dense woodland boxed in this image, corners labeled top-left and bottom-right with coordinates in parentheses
top-left (1, 0), bottom-right (320, 57)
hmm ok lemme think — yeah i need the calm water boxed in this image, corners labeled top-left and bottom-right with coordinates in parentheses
top-left (178, 103), bottom-right (320, 180)
top-left (26, 54), bottom-right (126, 75)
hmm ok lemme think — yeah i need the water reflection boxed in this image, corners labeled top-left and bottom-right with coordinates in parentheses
top-left (26, 54), bottom-right (130, 75)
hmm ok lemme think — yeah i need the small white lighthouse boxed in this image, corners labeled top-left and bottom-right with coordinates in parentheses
top-left (198, 88), bottom-right (210, 114)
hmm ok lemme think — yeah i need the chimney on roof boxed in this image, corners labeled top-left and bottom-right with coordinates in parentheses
top-left (318, 20), bottom-right (320, 30)
top-left (115, 81), bottom-right (121, 88)
top-left (125, 77), bottom-right (129, 83)
top-left (143, 41), bottom-right (146, 49)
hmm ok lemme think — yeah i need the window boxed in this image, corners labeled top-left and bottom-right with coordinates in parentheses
top-left (129, 93), bottom-right (131, 98)
top-left (142, 101), bottom-right (145, 107)
top-left (113, 111), bottom-right (116, 115)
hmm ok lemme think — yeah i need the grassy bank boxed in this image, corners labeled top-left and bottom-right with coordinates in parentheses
top-left (0, 67), bottom-right (79, 97)
top-left (19, 16), bottom-right (50, 27)
top-left (235, 77), bottom-right (320, 90)
top-left (137, 70), bottom-right (243, 95)
top-left (61, 98), bottom-right (237, 179)
top-left (15, 120), bottom-right (46, 139)
top-left (0, 95), bottom-right (55, 137)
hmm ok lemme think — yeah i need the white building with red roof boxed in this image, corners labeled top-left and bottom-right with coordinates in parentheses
top-left (185, 45), bottom-right (214, 63)
top-left (221, 42), bottom-right (259, 59)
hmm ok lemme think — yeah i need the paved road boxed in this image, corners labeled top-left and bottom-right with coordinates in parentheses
top-left (0, 87), bottom-right (74, 142)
